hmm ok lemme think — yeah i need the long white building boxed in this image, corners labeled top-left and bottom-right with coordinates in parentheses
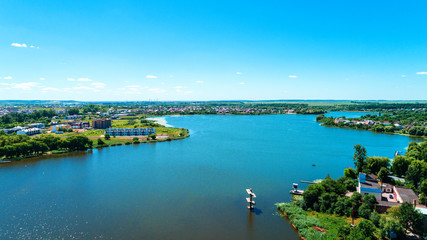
top-left (17, 128), bottom-right (42, 136)
top-left (105, 128), bottom-right (155, 136)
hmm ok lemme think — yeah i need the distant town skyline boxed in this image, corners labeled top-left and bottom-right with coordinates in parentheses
top-left (1, 0), bottom-right (427, 101)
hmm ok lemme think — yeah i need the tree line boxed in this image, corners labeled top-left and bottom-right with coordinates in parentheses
top-left (0, 109), bottom-right (58, 129)
top-left (0, 133), bottom-right (93, 159)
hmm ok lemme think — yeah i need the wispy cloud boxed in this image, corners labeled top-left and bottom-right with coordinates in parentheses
top-left (288, 75), bottom-right (298, 78)
top-left (125, 85), bottom-right (142, 88)
top-left (3, 76), bottom-right (12, 80)
top-left (11, 43), bottom-right (39, 48)
top-left (73, 86), bottom-right (93, 90)
top-left (149, 88), bottom-right (166, 93)
top-left (41, 87), bottom-right (61, 92)
top-left (195, 80), bottom-right (204, 84)
top-left (67, 78), bottom-right (75, 81)
top-left (12, 82), bottom-right (39, 90)
top-left (91, 82), bottom-right (105, 88)
top-left (236, 72), bottom-right (242, 75)
top-left (77, 78), bottom-right (92, 82)
top-left (401, 75), bottom-right (406, 77)
top-left (40, 77), bottom-right (45, 81)
top-left (239, 82), bottom-right (245, 85)
top-left (11, 43), bottom-right (27, 48)
top-left (416, 72), bottom-right (427, 75)
top-left (146, 75), bottom-right (158, 79)
top-left (174, 86), bottom-right (184, 89)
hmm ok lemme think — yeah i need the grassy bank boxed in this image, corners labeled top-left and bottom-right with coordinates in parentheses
top-left (277, 202), bottom-right (349, 239)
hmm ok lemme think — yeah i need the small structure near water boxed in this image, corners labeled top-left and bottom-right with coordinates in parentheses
top-left (289, 183), bottom-right (304, 195)
top-left (246, 188), bottom-right (256, 210)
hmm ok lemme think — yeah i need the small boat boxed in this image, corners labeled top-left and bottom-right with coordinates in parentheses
top-left (312, 164), bottom-right (316, 167)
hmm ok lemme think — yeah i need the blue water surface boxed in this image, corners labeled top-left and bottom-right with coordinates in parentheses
top-left (0, 114), bottom-right (417, 239)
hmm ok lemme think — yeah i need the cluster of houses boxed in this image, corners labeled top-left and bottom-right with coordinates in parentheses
top-left (0, 106), bottom-right (40, 117)
top-left (1, 118), bottom-right (113, 136)
top-left (334, 118), bottom-right (403, 129)
top-left (356, 173), bottom-right (427, 228)
top-left (0, 123), bottom-right (46, 136)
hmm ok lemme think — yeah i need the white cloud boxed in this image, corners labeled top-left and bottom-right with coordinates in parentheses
top-left (288, 75), bottom-right (298, 78)
top-left (146, 75), bottom-right (158, 79)
top-left (11, 43), bottom-right (27, 48)
top-left (0, 83), bottom-right (12, 86)
top-left (77, 78), bottom-right (92, 82)
top-left (184, 90), bottom-right (193, 94)
top-left (3, 76), bottom-right (12, 80)
top-left (67, 78), bottom-right (75, 81)
top-left (195, 80), bottom-right (204, 84)
top-left (91, 82), bottom-right (105, 88)
top-left (12, 82), bottom-right (38, 90)
top-left (416, 72), bottom-right (427, 75)
top-left (149, 88), bottom-right (166, 93)
top-left (73, 86), bottom-right (93, 90)
top-left (40, 77), bottom-right (45, 81)
top-left (41, 87), bottom-right (61, 91)
top-left (125, 85), bottom-right (141, 88)
top-left (401, 75), bottom-right (406, 77)
top-left (239, 82), bottom-right (245, 85)
top-left (236, 72), bottom-right (242, 75)
top-left (174, 86), bottom-right (184, 89)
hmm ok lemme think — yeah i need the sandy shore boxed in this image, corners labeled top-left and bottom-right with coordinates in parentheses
top-left (148, 117), bottom-right (173, 127)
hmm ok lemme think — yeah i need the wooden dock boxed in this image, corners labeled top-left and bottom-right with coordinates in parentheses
top-left (300, 180), bottom-right (317, 184)
top-left (0, 161), bottom-right (11, 164)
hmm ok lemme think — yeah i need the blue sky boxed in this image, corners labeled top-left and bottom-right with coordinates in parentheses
top-left (0, 0), bottom-right (426, 101)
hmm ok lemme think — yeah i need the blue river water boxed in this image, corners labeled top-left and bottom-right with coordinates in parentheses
top-left (0, 113), bottom-right (418, 239)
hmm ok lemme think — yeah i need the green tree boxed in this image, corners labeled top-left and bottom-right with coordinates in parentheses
top-left (377, 167), bottom-right (389, 183)
top-left (149, 134), bottom-right (156, 140)
top-left (66, 135), bottom-right (93, 151)
top-left (348, 219), bottom-right (377, 240)
top-left (397, 202), bottom-right (425, 234)
top-left (379, 217), bottom-right (404, 240)
top-left (420, 180), bottom-right (427, 205)
top-left (365, 157), bottom-right (390, 174)
top-left (97, 138), bottom-right (105, 146)
top-left (104, 133), bottom-right (111, 140)
top-left (358, 194), bottom-right (377, 219)
top-left (344, 167), bottom-right (357, 179)
top-left (353, 144), bottom-right (367, 173)
top-left (303, 184), bottom-right (325, 210)
top-left (406, 160), bottom-right (426, 188)
top-left (68, 108), bottom-right (79, 115)
top-left (391, 155), bottom-right (410, 177)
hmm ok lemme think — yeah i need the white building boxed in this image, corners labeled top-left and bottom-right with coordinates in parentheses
top-left (17, 128), bottom-right (42, 136)
top-left (105, 128), bottom-right (155, 137)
